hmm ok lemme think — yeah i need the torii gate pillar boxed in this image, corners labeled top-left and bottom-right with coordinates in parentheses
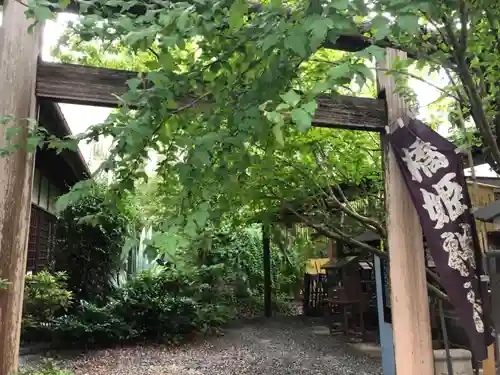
top-left (377, 49), bottom-right (434, 374)
top-left (0, 2), bottom-right (42, 374)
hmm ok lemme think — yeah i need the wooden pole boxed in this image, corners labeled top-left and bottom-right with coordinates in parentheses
top-left (263, 224), bottom-right (272, 317)
top-left (0, 2), bottom-right (42, 374)
top-left (377, 49), bottom-right (434, 375)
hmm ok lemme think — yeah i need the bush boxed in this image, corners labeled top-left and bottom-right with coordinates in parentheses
top-left (21, 221), bottom-right (302, 348)
top-left (53, 184), bottom-right (136, 304)
top-left (13, 359), bottom-right (72, 375)
top-left (22, 271), bottom-right (73, 343)
top-left (48, 300), bottom-right (136, 346)
top-left (23, 267), bottom-right (232, 347)
top-left (112, 269), bottom-right (224, 340)
top-left (23, 271), bottom-right (73, 322)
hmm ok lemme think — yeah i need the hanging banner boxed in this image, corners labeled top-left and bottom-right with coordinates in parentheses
top-left (388, 116), bottom-right (495, 360)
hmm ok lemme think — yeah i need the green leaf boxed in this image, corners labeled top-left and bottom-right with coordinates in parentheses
top-left (332, 0), bottom-right (350, 10)
top-left (328, 63), bottom-right (351, 79)
top-left (312, 81), bottom-right (332, 95)
top-left (301, 100), bottom-right (317, 115)
top-left (291, 108), bottom-right (312, 132)
top-left (262, 33), bottom-right (281, 52)
top-left (352, 63), bottom-right (374, 86)
top-left (158, 52), bottom-right (175, 70)
top-left (284, 29), bottom-right (308, 58)
top-left (153, 231), bottom-right (179, 253)
top-left (193, 148), bottom-right (211, 166)
top-left (361, 45), bottom-right (386, 61)
top-left (398, 14), bottom-right (420, 34)
top-left (58, 0), bottom-right (72, 8)
top-left (308, 18), bottom-right (334, 49)
top-left (193, 208), bottom-right (210, 228)
top-left (55, 180), bottom-right (92, 213)
top-left (280, 90), bottom-right (301, 106)
top-left (371, 15), bottom-right (391, 40)
top-left (229, 0), bottom-right (249, 30)
top-left (177, 8), bottom-right (192, 31)
top-left (272, 123), bottom-right (285, 147)
top-left (127, 78), bottom-right (142, 91)
top-left (276, 103), bottom-right (290, 111)
top-left (266, 111), bottom-right (284, 124)
top-left (33, 6), bottom-right (54, 22)
top-left (184, 218), bottom-right (198, 237)
top-left (415, 59), bottom-right (427, 71)
top-left (26, 136), bottom-right (41, 152)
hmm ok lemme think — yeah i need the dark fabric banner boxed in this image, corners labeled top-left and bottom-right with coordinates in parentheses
top-left (388, 116), bottom-right (495, 360)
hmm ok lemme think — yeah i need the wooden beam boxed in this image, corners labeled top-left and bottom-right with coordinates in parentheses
top-left (377, 49), bottom-right (434, 375)
top-left (36, 61), bottom-right (137, 107)
top-left (0, 1), bottom-right (42, 374)
top-left (36, 61), bottom-right (386, 131)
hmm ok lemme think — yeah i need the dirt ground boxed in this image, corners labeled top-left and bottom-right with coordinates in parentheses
top-left (23, 316), bottom-right (382, 375)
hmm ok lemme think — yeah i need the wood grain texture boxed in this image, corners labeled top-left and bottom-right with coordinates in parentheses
top-left (0, 2), bottom-right (42, 374)
top-left (36, 61), bottom-right (137, 107)
top-left (377, 49), bottom-right (434, 375)
top-left (36, 61), bottom-right (386, 131)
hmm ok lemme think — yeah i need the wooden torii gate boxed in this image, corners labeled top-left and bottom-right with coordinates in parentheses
top-left (0, 1), bottom-right (435, 374)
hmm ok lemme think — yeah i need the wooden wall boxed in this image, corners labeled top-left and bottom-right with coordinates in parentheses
top-left (467, 181), bottom-right (500, 252)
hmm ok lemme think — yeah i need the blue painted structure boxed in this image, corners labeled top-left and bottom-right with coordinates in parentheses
top-left (375, 255), bottom-right (396, 375)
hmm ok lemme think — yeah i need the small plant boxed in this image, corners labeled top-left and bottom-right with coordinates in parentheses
top-left (12, 359), bottom-right (73, 375)
top-left (23, 271), bottom-right (73, 322)
top-left (0, 278), bottom-right (10, 290)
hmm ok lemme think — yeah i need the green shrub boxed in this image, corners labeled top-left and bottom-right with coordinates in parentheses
top-left (113, 270), bottom-right (213, 340)
top-left (53, 184), bottom-right (136, 304)
top-left (23, 271), bottom-right (73, 322)
top-left (13, 359), bottom-right (72, 375)
top-left (24, 267), bottom-right (232, 347)
top-left (48, 300), bottom-right (136, 346)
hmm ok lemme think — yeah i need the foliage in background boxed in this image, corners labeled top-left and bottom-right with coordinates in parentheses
top-left (117, 225), bottom-right (161, 286)
top-left (53, 183), bottom-right (137, 304)
top-left (22, 219), bottom-right (307, 347)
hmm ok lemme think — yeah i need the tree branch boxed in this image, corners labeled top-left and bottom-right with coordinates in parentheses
top-left (311, 145), bottom-right (386, 236)
top-left (458, 0), bottom-right (468, 54)
top-left (442, 14), bottom-right (500, 172)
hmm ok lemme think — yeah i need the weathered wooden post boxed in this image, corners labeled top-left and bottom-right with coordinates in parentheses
top-left (0, 1), bottom-right (42, 373)
top-left (377, 49), bottom-right (435, 374)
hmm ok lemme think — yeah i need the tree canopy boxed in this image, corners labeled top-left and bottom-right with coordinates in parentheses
top-left (21, 0), bottom-right (500, 265)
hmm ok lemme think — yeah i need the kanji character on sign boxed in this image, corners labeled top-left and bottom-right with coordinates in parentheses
top-left (420, 172), bottom-right (468, 229)
top-left (402, 138), bottom-right (449, 182)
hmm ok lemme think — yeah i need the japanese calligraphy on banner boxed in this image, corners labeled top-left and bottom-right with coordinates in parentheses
top-left (389, 116), bottom-right (495, 360)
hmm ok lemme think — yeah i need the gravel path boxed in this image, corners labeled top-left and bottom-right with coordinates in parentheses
top-left (30, 316), bottom-right (382, 375)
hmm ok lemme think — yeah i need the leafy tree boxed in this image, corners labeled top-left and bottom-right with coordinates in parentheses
top-left (48, 14), bottom-right (384, 257)
top-left (24, 1), bottom-right (477, 300)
